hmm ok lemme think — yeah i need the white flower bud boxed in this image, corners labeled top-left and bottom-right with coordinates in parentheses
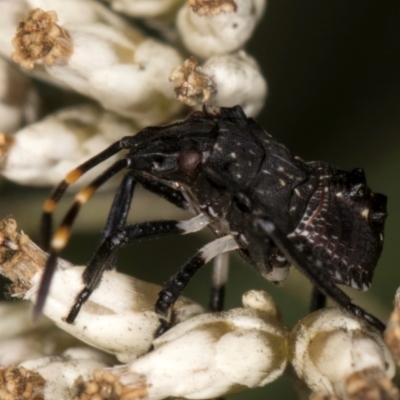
top-left (177, 0), bottom-right (266, 58)
top-left (290, 308), bottom-right (397, 399)
top-left (12, 8), bottom-right (184, 127)
top-left (76, 289), bottom-right (287, 400)
top-left (105, 0), bottom-right (186, 19)
top-left (202, 51), bottom-right (267, 116)
top-left (0, 58), bottom-right (39, 133)
top-left (0, 218), bottom-right (205, 363)
top-left (1, 104), bottom-right (136, 187)
top-left (170, 52), bottom-right (266, 116)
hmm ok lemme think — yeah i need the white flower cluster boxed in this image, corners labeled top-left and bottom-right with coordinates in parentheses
top-left (0, 0), bottom-right (267, 188)
top-left (0, 218), bottom-right (287, 399)
top-left (0, 217), bottom-right (398, 400)
top-left (1, 104), bottom-right (136, 187)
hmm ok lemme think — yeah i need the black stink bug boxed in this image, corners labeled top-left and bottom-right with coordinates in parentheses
top-left (36, 105), bottom-right (387, 332)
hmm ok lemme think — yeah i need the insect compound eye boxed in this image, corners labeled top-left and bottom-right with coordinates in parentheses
top-left (348, 168), bottom-right (367, 199)
top-left (177, 149), bottom-right (202, 177)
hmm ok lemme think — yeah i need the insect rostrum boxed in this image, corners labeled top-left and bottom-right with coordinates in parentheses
top-left (37, 105), bottom-right (387, 332)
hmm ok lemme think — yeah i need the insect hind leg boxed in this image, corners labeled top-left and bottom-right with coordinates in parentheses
top-left (155, 235), bottom-right (238, 336)
top-left (256, 218), bottom-right (385, 332)
top-left (66, 214), bottom-right (210, 323)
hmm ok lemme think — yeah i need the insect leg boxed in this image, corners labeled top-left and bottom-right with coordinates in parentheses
top-left (310, 287), bottom-right (327, 311)
top-left (66, 213), bottom-right (210, 323)
top-left (135, 174), bottom-right (189, 211)
top-left (155, 235), bottom-right (238, 336)
top-left (34, 158), bottom-right (129, 321)
top-left (209, 253), bottom-right (229, 311)
top-left (256, 218), bottom-right (385, 332)
top-left (41, 140), bottom-right (127, 251)
top-left (98, 173), bottom-right (136, 271)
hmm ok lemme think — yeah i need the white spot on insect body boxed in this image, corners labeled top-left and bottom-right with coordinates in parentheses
top-left (239, 233), bottom-right (249, 244)
top-left (236, 174), bottom-right (242, 179)
top-left (230, 152), bottom-right (237, 159)
top-left (335, 192), bottom-right (343, 198)
top-left (279, 179), bottom-right (286, 187)
top-left (361, 208), bottom-right (369, 219)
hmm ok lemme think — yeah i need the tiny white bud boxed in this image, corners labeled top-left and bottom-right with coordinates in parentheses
top-left (170, 52), bottom-right (266, 116)
top-left (290, 308), bottom-right (397, 399)
top-left (177, 0), bottom-right (266, 58)
top-left (201, 51), bottom-right (267, 117)
top-left (1, 104), bottom-right (136, 187)
top-left (76, 289), bottom-right (287, 400)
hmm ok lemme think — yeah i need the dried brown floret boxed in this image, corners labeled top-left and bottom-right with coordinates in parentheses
top-left (344, 368), bottom-right (399, 400)
top-left (169, 56), bottom-right (216, 106)
top-left (12, 8), bottom-right (73, 70)
top-left (73, 369), bottom-right (148, 400)
top-left (0, 218), bottom-right (50, 297)
top-left (0, 366), bottom-right (45, 400)
top-left (189, 0), bottom-right (237, 16)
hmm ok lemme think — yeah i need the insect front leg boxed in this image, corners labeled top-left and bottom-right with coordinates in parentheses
top-left (256, 218), bottom-right (386, 332)
top-left (98, 173), bottom-right (136, 271)
top-left (155, 235), bottom-right (238, 336)
top-left (66, 214), bottom-right (210, 323)
top-left (35, 158), bottom-right (130, 321)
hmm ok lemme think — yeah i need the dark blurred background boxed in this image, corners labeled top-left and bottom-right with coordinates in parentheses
top-left (1, 1), bottom-right (400, 398)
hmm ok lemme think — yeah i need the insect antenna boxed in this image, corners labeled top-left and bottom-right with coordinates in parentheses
top-left (41, 141), bottom-right (127, 251)
top-left (35, 145), bottom-right (130, 321)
